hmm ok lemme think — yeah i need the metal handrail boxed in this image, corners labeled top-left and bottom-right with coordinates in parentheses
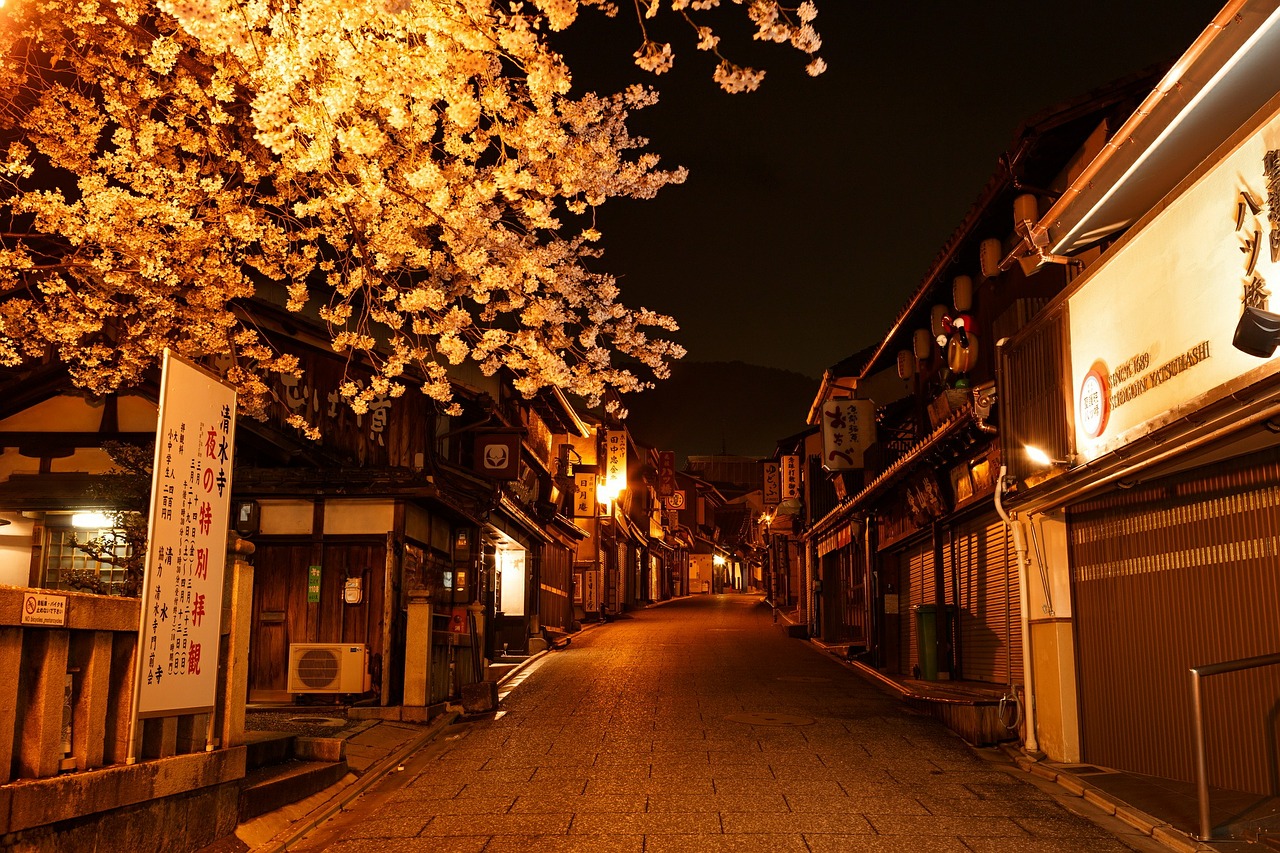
top-left (1189, 651), bottom-right (1280, 841)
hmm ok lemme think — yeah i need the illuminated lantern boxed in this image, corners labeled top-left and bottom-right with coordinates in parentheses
top-left (1014, 193), bottom-right (1039, 229)
top-left (896, 350), bottom-right (916, 380)
top-left (930, 304), bottom-right (949, 338)
top-left (912, 328), bottom-right (932, 360)
top-left (952, 275), bottom-right (973, 312)
top-left (979, 238), bottom-right (1002, 278)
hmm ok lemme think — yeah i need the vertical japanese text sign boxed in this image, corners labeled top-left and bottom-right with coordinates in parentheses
top-left (133, 351), bottom-right (237, 720)
top-left (604, 430), bottom-right (627, 492)
top-left (574, 472), bottom-right (597, 518)
top-left (762, 462), bottom-right (781, 507)
top-left (780, 455), bottom-right (800, 500)
top-left (821, 400), bottom-right (876, 471)
top-left (656, 451), bottom-right (676, 497)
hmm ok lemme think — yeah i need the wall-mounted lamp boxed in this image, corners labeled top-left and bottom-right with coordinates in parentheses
top-left (1018, 250), bottom-right (1079, 277)
top-left (1025, 444), bottom-right (1077, 468)
top-left (1232, 306), bottom-right (1280, 358)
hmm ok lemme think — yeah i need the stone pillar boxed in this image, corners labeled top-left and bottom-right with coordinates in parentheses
top-left (403, 590), bottom-right (432, 707)
top-left (220, 535), bottom-right (254, 750)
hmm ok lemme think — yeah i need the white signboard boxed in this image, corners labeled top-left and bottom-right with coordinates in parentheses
top-left (820, 399), bottom-right (876, 471)
top-left (604, 430), bottom-right (627, 491)
top-left (573, 472), bottom-right (597, 518)
top-left (22, 592), bottom-right (67, 627)
top-left (133, 351), bottom-right (237, 719)
top-left (1069, 101), bottom-right (1280, 461)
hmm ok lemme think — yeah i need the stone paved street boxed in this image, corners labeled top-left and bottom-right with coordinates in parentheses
top-left (290, 594), bottom-right (1149, 852)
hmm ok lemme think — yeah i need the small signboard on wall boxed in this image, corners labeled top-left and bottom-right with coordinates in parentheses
top-left (307, 565), bottom-right (322, 603)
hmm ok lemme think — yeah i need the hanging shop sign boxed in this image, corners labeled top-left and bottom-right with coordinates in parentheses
top-left (657, 450), bottom-right (676, 497)
top-left (820, 399), bottom-right (876, 471)
top-left (604, 430), bottom-right (627, 492)
top-left (762, 461), bottom-right (780, 506)
top-left (473, 429), bottom-right (522, 480)
top-left (780, 455), bottom-right (800, 500)
top-left (574, 472), bottom-right (597, 518)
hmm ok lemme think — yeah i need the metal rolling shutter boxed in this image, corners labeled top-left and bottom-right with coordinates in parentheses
top-left (952, 518), bottom-right (1022, 685)
top-left (1069, 453), bottom-right (1280, 796)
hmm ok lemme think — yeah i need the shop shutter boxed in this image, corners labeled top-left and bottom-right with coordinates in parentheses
top-left (952, 517), bottom-right (1021, 685)
top-left (898, 540), bottom-right (934, 676)
top-left (1069, 450), bottom-right (1280, 796)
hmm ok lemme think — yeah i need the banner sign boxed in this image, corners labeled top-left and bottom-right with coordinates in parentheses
top-left (762, 461), bottom-right (781, 505)
top-left (781, 455), bottom-right (800, 500)
top-left (657, 450), bottom-right (676, 497)
top-left (574, 472), bottom-right (597, 518)
top-left (821, 399), bottom-right (876, 471)
top-left (133, 350), bottom-right (236, 720)
top-left (604, 430), bottom-right (627, 490)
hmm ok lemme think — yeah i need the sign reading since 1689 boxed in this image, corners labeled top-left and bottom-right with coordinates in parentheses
top-left (133, 351), bottom-right (237, 719)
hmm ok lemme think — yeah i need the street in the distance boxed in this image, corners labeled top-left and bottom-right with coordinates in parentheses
top-left (291, 594), bottom-right (1154, 853)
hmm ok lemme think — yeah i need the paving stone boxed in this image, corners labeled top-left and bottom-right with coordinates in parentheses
top-left (569, 811), bottom-right (723, 834)
top-left (420, 813), bottom-right (573, 836)
top-left (482, 834), bottom-right (644, 853)
top-left (644, 833), bottom-right (810, 852)
top-left (506, 794), bottom-right (646, 813)
top-left (867, 814), bottom-right (1030, 836)
top-left (720, 811), bottom-right (874, 834)
top-left (645, 793), bottom-right (790, 813)
top-left (804, 837), bottom-right (970, 853)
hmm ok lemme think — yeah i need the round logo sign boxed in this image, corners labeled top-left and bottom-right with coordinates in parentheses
top-left (1078, 364), bottom-right (1110, 439)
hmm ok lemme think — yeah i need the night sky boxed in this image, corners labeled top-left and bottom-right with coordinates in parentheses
top-left (560, 1), bottom-right (1228, 380)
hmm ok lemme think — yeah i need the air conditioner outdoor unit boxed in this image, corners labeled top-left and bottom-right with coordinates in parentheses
top-left (287, 643), bottom-right (370, 694)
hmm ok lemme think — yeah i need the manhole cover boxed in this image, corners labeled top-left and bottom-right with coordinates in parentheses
top-left (287, 716), bottom-right (346, 727)
top-left (777, 676), bottom-right (831, 683)
top-left (725, 712), bottom-right (815, 726)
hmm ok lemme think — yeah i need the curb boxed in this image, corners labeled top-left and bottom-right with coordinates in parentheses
top-left (1000, 747), bottom-right (1220, 853)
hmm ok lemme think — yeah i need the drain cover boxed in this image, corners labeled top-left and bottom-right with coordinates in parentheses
top-left (725, 712), bottom-right (815, 726)
top-left (777, 676), bottom-right (831, 683)
top-left (287, 716), bottom-right (346, 727)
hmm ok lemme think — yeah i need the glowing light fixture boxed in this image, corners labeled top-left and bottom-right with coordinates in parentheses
top-left (712, 554), bottom-right (727, 567)
top-left (71, 511), bottom-right (113, 529)
top-left (1024, 445), bottom-right (1076, 468)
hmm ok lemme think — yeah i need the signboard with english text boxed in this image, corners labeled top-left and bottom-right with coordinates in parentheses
top-left (1067, 101), bottom-right (1280, 461)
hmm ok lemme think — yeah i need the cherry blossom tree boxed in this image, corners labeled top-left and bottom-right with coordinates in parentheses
top-left (0, 0), bottom-right (822, 428)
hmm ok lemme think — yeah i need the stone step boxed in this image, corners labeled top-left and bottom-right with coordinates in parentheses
top-left (244, 731), bottom-right (296, 771)
top-left (238, 758), bottom-right (349, 822)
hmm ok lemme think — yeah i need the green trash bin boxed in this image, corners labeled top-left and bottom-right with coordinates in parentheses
top-left (914, 603), bottom-right (938, 681)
